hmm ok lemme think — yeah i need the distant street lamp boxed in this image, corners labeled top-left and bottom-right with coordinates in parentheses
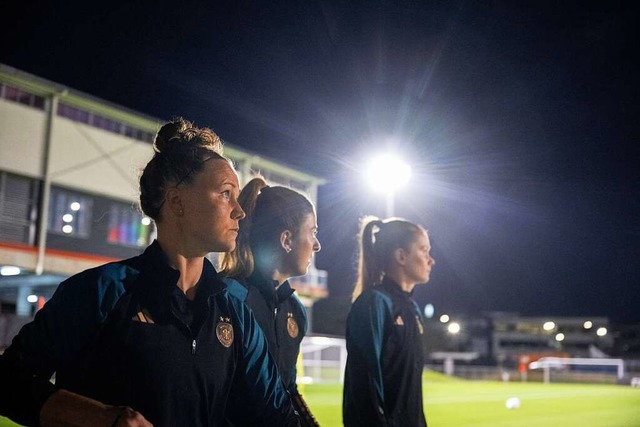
top-left (447, 322), bottom-right (461, 334)
top-left (365, 154), bottom-right (411, 217)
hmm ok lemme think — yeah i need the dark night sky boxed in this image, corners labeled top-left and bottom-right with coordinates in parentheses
top-left (2, 1), bottom-right (639, 323)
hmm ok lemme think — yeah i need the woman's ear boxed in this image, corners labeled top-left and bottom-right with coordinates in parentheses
top-left (280, 230), bottom-right (293, 253)
top-left (394, 247), bottom-right (407, 266)
top-left (166, 187), bottom-right (184, 216)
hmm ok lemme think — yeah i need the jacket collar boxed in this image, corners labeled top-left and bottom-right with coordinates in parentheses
top-left (380, 275), bottom-right (414, 299)
top-left (247, 268), bottom-right (295, 306)
top-left (134, 240), bottom-right (226, 315)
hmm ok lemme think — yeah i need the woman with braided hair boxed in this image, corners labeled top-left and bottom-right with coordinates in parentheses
top-left (0, 118), bottom-right (299, 426)
top-left (221, 177), bottom-right (321, 426)
top-left (343, 216), bottom-right (436, 427)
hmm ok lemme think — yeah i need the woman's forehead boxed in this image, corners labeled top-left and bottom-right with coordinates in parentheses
top-left (301, 213), bottom-right (318, 230)
top-left (413, 228), bottom-right (429, 244)
top-left (202, 159), bottom-right (239, 184)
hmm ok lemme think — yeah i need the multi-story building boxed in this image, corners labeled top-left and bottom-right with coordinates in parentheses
top-left (488, 312), bottom-right (612, 361)
top-left (0, 64), bottom-right (327, 334)
top-left (430, 311), bottom-right (613, 364)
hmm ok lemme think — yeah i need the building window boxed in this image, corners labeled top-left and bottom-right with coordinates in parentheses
top-left (48, 188), bottom-right (93, 238)
top-left (0, 172), bottom-right (39, 244)
top-left (1, 84), bottom-right (45, 110)
top-left (57, 103), bottom-right (90, 124)
top-left (57, 102), bottom-right (155, 143)
top-left (107, 204), bottom-right (152, 247)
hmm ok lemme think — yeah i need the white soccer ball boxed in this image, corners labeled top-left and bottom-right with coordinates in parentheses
top-left (505, 397), bottom-right (521, 409)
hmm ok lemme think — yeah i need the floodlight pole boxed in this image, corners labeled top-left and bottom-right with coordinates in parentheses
top-left (386, 192), bottom-right (394, 218)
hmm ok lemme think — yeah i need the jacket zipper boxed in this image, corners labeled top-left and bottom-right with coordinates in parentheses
top-left (274, 306), bottom-right (280, 348)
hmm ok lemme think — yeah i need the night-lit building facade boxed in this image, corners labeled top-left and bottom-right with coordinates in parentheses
top-left (430, 312), bottom-right (613, 363)
top-left (488, 313), bottom-right (613, 360)
top-left (0, 64), bottom-right (327, 334)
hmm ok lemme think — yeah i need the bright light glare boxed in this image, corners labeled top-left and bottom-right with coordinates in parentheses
top-left (447, 322), bottom-right (461, 334)
top-left (543, 321), bottom-right (556, 331)
top-left (439, 314), bottom-right (450, 323)
top-left (366, 154), bottom-right (411, 193)
top-left (70, 202), bottom-right (81, 211)
top-left (424, 304), bottom-right (434, 319)
top-left (298, 376), bottom-right (314, 385)
top-left (62, 214), bottom-right (74, 223)
top-left (596, 327), bottom-right (607, 337)
top-left (555, 333), bottom-right (565, 342)
top-left (62, 225), bottom-right (73, 234)
top-left (27, 294), bottom-right (38, 303)
top-left (583, 321), bottom-right (592, 329)
top-left (0, 266), bottom-right (21, 276)
top-left (141, 217), bottom-right (152, 226)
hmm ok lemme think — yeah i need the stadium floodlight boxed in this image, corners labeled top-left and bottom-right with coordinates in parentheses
top-left (439, 314), bottom-right (450, 323)
top-left (596, 327), bottom-right (607, 337)
top-left (555, 333), bottom-right (565, 342)
top-left (27, 294), bottom-right (38, 303)
top-left (583, 321), bottom-right (593, 329)
top-left (543, 321), bottom-right (556, 331)
top-left (365, 153), bottom-right (411, 217)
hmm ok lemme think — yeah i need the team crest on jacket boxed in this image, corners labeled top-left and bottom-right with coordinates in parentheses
top-left (415, 315), bottom-right (424, 335)
top-left (216, 317), bottom-right (234, 348)
top-left (287, 312), bottom-right (299, 338)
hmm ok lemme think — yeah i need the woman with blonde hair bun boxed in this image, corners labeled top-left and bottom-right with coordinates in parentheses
top-left (0, 118), bottom-right (299, 427)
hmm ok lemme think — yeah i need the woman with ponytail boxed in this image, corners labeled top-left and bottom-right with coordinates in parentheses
top-left (221, 177), bottom-right (321, 426)
top-left (343, 216), bottom-right (435, 427)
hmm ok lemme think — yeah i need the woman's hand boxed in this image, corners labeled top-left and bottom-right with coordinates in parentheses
top-left (110, 406), bottom-right (153, 427)
top-left (40, 389), bottom-right (153, 427)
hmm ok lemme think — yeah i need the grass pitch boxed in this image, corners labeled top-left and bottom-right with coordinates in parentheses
top-left (1, 371), bottom-right (639, 426)
top-left (300, 371), bottom-right (640, 427)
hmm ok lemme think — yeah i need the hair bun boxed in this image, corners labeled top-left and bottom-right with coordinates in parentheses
top-left (154, 118), bottom-right (191, 153)
top-left (153, 117), bottom-right (223, 156)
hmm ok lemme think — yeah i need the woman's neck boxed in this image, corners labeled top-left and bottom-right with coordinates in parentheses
top-left (156, 235), bottom-right (204, 300)
top-left (254, 257), bottom-right (288, 287)
top-left (384, 271), bottom-right (416, 293)
top-left (271, 270), bottom-right (289, 287)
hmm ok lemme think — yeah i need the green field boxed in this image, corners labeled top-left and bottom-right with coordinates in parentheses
top-left (2, 371), bottom-right (639, 426)
top-left (301, 371), bottom-right (640, 427)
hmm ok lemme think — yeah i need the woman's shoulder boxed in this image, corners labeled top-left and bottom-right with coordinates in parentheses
top-left (222, 277), bottom-right (249, 302)
top-left (352, 287), bottom-right (394, 311)
top-left (48, 260), bottom-right (139, 320)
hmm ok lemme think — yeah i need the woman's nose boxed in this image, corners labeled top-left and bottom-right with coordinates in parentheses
top-left (233, 202), bottom-right (245, 220)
